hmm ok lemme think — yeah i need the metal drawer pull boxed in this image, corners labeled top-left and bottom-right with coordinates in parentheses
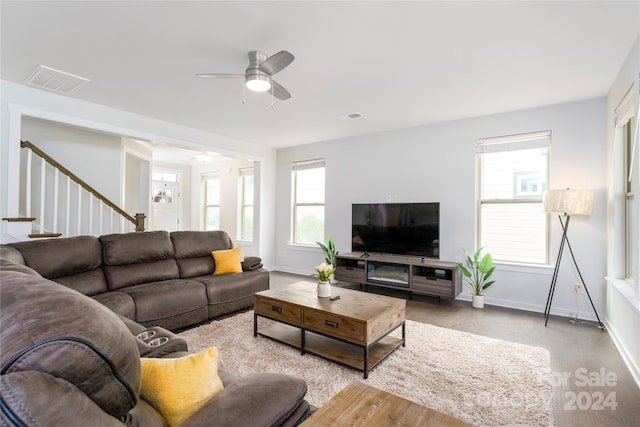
top-left (272, 306), bottom-right (283, 313)
top-left (325, 320), bottom-right (339, 328)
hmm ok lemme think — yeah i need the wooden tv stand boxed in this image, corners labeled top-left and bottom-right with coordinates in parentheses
top-left (334, 252), bottom-right (461, 299)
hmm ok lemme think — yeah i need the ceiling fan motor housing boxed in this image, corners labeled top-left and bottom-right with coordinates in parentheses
top-left (245, 51), bottom-right (271, 91)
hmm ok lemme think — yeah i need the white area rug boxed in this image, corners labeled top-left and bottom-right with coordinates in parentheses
top-left (179, 310), bottom-right (553, 426)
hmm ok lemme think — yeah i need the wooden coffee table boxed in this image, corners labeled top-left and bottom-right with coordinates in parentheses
top-left (253, 281), bottom-right (405, 378)
top-left (301, 381), bottom-right (473, 426)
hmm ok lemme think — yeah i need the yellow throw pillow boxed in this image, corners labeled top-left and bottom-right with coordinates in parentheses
top-left (212, 246), bottom-right (243, 275)
top-left (139, 347), bottom-right (224, 427)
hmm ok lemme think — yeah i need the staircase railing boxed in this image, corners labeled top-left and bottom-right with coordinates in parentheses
top-left (20, 140), bottom-right (145, 237)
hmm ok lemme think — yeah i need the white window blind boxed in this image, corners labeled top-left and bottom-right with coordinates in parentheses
top-left (292, 159), bottom-right (325, 245)
top-left (477, 131), bottom-right (551, 264)
top-left (615, 82), bottom-right (638, 283)
top-left (203, 173), bottom-right (220, 231)
top-left (238, 167), bottom-right (254, 241)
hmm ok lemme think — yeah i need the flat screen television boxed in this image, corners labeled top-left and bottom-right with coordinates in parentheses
top-left (351, 202), bottom-right (439, 258)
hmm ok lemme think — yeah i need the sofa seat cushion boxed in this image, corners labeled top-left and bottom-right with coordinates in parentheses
top-left (0, 271), bottom-right (140, 419)
top-left (195, 269), bottom-right (269, 318)
top-left (181, 373), bottom-right (308, 427)
top-left (122, 279), bottom-right (208, 330)
top-left (92, 291), bottom-right (136, 320)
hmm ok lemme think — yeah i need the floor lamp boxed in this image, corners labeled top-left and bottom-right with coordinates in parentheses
top-left (543, 189), bottom-right (605, 329)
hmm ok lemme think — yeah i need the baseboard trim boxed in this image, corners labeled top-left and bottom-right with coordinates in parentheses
top-left (604, 318), bottom-right (640, 389)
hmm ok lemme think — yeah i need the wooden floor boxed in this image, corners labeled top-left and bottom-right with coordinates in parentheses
top-left (270, 271), bottom-right (640, 427)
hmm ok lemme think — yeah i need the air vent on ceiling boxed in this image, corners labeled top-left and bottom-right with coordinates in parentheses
top-left (337, 112), bottom-right (365, 120)
top-left (25, 65), bottom-right (90, 95)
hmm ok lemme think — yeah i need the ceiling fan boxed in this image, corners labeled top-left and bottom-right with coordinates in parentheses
top-left (196, 50), bottom-right (295, 100)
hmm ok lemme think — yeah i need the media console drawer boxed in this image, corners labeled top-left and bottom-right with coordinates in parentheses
top-left (411, 277), bottom-right (454, 297)
top-left (335, 266), bottom-right (365, 282)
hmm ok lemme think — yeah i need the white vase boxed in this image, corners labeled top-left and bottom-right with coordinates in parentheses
top-left (317, 281), bottom-right (331, 298)
top-left (472, 294), bottom-right (485, 309)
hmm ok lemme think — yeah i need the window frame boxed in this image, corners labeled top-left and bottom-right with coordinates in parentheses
top-left (476, 131), bottom-right (551, 265)
top-left (202, 173), bottom-right (221, 231)
top-left (616, 83), bottom-right (638, 288)
top-left (238, 167), bottom-right (254, 241)
top-left (291, 159), bottom-right (325, 246)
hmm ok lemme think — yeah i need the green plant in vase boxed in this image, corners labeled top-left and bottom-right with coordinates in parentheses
top-left (316, 234), bottom-right (339, 266)
top-left (456, 247), bottom-right (495, 308)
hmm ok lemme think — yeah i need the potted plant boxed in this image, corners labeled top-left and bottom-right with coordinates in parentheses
top-left (456, 247), bottom-right (495, 308)
top-left (312, 262), bottom-right (336, 298)
top-left (316, 234), bottom-right (339, 282)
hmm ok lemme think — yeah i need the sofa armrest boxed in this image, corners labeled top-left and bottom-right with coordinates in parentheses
top-left (1, 371), bottom-right (124, 427)
top-left (181, 373), bottom-right (308, 427)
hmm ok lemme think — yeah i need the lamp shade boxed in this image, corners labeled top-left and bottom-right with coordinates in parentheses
top-left (543, 189), bottom-right (594, 215)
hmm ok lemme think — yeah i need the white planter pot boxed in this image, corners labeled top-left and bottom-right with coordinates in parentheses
top-left (317, 281), bottom-right (331, 298)
top-left (472, 294), bottom-right (485, 309)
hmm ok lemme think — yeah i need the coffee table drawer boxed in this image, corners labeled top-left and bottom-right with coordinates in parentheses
top-left (255, 297), bottom-right (302, 326)
top-left (303, 310), bottom-right (365, 344)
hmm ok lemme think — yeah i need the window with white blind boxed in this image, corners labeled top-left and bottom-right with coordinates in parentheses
top-left (203, 173), bottom-right (220, 231)
top-left (476, 131), bottom-right (550, 264)
top-left (238, 167), bottom-right (254, 241)
top-left (615, 83), bottom-right (638, 286)
top-left (292, 159), bottom-right (325, 245)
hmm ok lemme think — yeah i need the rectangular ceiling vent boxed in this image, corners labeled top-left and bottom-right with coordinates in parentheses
top-left (25, 65), bottom-right (90, 95)
top-left (337, 112), bottom-right (365, 120)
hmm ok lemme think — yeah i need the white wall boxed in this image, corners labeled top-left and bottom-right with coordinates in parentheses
top-left (276, 98), bottom-right (608, 321)
top-left (605, 35), bottom-right (640, 386)
top-left (21, 117), bottom-right (122, 202)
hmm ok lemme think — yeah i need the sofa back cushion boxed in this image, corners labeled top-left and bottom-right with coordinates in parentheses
top-left (0, 270), bottom-right (140, 420)
top-left (170, 230), bottom-right (234, 278)
top-left (6, 236), bottom-right (108, 296)
top-left (100, 231), bottom-right (179, 290)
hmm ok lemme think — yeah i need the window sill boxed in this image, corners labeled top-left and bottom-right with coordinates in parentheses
top-left (494, 261), bottom-right (554, 275)
top-left (606, 277), bottom-right (640, 312)
top-left (286, 243), bottom-right (321, 253)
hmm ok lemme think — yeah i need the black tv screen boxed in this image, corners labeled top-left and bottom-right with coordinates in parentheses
top-left (351, 203), bottom-right (439, 258)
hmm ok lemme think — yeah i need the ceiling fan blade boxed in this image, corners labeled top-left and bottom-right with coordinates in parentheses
top-left (259, 51), bottom-right (294, 76)
top-left (196, 73), bottom-right (243, 79)
top-left (271, 80), bottom-right (291, 100)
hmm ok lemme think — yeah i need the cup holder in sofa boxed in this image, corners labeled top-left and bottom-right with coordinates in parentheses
top-left (148, 337), bottom-right (169, 347)
top-left (133, 327), bottom-right (188, 358)
top-left (136, 330), bottom-right (157, 341)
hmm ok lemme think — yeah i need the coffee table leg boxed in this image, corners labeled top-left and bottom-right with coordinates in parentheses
top-left (402, 322), bottom-right (406, 347)
top-left (301, 329), bottom-right (305, 355)
top-left (363, 346), bottom-right (369, 379)
top-left (253, 313), bottom-right (258, 337)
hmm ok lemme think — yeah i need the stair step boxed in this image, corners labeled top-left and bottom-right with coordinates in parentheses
top-left (3, 217), bottom-right (36, 222)
top-left (28, 233), bottom-right (63, 239)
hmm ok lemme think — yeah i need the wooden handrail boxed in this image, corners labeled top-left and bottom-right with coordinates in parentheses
top-left (20, 140), bottom-right (144, 229)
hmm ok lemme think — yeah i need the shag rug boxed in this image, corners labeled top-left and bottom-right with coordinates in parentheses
top-left (179, 311), bottom-right (553, 426)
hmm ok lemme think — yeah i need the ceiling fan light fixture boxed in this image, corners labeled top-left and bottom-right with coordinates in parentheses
top-left (245, 74), bottom-right (271, 92)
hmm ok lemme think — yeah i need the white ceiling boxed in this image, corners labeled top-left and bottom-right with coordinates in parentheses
top-left (2, 1), bottom-right (638, 149)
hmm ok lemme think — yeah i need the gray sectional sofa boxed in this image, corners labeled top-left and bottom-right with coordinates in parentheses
top-left (4, 230), bottom-right (269, 330)
top-left (0, 230), bottom-right (312, 426)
